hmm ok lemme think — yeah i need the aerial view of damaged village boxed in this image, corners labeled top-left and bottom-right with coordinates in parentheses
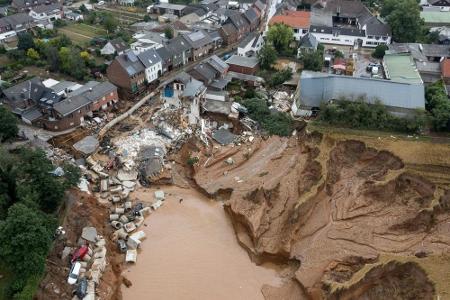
top-left (3, 0), bottom-right (450, 298)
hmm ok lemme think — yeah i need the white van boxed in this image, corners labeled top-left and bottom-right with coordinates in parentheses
top-left (67, 262), bottom-right (81, 285)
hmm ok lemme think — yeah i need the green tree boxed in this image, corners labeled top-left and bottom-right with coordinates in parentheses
top-left (425, 81), bottom-right (450, 131)
top-left (80, 4), bottom-right (88, 14)
top-left (267, 23), bottom-right (294, 53)
top-left (143, 15), bottom-right (151, 22)
top-left (17, 32), bottom-right (35, 51)
top-left (299, 50), bottom-right (323, 71)
top-left (0, 203), bottom-right (55, 276)
top-left (26, 48), bottom-right (40, 60)
top-left (382, 0), bottom-right (424, 42)
top-left (334, 50), bottom-right (344, 58)
top-left (164, 27), bottom-right (174, 39)
top-left (102, 14), bottom-right (118, 33)
top-left (0, 107), bottom-right (18, 142)
top-left (372, 44), bottom-right (388, 59)
top-left (258, 43), bottom-right (277, 70)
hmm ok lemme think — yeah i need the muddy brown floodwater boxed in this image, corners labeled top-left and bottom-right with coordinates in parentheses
top-left (122, 186), bottom-right (281, 300)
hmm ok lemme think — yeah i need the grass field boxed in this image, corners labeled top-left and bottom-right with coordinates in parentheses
top-left (58, 23), bottom-right (107, 45)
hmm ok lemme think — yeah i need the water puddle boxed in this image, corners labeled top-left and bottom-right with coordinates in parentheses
top-left (122, 186), bottom-right (281, 300)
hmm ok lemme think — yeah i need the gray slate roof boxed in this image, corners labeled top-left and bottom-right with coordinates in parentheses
top-left (109, 38), bottom-right (128, 53)
top-left (116, 51), bottom-right (145, 76)
top-left (137, 49), bottom-right (162, 68)
top-left (239, 32), bottom-right (258, 48)
top-left (226, 55), bottom-right (258, 68)
top-left (207, 55), bottom-right (228, 73)
top-left (243, 7), bottom-right (259, 24)
top-left (183, 30), bottom-right (213, 48)
top-left (0, 13), bottom-right (34, 28)
top-left (310, 25), bottom-right (365, 37)
top-left (299, 33), bottom-right (319, 49)
top-left (31, 3), bottom-right (61, 14)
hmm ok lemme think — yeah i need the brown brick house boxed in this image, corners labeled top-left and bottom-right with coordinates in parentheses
top-left (183, 30), bottom-right (214, 61)
top-left (219, 23), bottom-right (238, 45)
top-left (106, 51), bottom-right (146, 98)
top-left (2, 78), bottom-right (118, 131)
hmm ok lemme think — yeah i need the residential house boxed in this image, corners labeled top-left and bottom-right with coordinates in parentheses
top-left (226, 54), bottom-right (259, 75)
top-left (28, 3), bottom-right (63, 28)
top-left (151, 3), bottom-right (188, 17)
top-left (225, 13), bottom-right (250, 41)
top-left (298, 32), bottom-right (319, 53)
top-left (118, 0), bottom-right (135, 6)
top-left (106, 50), bottom-right (146, 97)
top-left (165, 35), bottom-right (192, 68)
top-left (219, 22), bottom-right (238, 44)
top-left (243, 7), bottom-right (260, 31)
top-left (151, 20), bottom-right (190, 36)
top-left (137, 49), bottom-right (163, 84)
top-left (183, 30), bottom-right (214, 60)
top-left (441, 58), bottom-right (450, 96)
top-left (2, 77), bottom-right (118, 131)
top-left (156, 46), bottom-right (172, 73)
top-left (188, 63), bottom-right (218, 85)
top-left (253, 0), bottom-right (266, 16)
top-left (100, 38), bottom-right (128, 56)
top-left (292, 71), bottom-right (425, 117)
top-left (208, 29), bottom-right (223, 49)
top-left (423, 0), bottom-right (450, 7)
top-left (430, 26), bottom-right (450, 44)
top-left (237, 32), bottom-right (264, 57)
top-left (161, 72), bottom-right (206, 124)
top-left (269, 11), bottom-right (310, 41)
top-left (179, 11), bottom-right (203, 26)
top-left (309, 0), bottom-right (391, 48)
top-left (11, 0), bottom-right (60, 12)
top-left (190, 54), bottom-right (230, 90)
top-left (65, 10), bottom-right (83, 21)
top-left (131, 31), bottom-right (166, 53)
top-left (0, 13), bottom-right (35, 42)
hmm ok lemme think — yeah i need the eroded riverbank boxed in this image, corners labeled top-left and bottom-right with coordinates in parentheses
top-left (122, 186), bottom-right (282, 300)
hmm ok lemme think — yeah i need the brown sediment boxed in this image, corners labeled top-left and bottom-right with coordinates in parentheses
top-left (192, 133), bottom-right (450, 299)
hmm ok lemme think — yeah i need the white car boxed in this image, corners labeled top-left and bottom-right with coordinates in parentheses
top-left (67, 262), bottom-right (81, 285)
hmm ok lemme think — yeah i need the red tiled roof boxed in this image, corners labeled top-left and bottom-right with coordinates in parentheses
top-left (269, 11), bottom-right (310, 29)
top-left (442, 58), bottom-right (450, 78)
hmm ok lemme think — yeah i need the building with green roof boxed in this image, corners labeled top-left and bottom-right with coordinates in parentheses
top-left (420, 11), bottom-right (450, 27)
top-left (382, 53), bottom-right (423, 84)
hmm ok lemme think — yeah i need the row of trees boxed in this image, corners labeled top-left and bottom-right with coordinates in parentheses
top-left (8, 32), bottom-right (99, 80)
top-left (318, 99), bottom-right (427, 133)
top-left (0, 109), bottom-right (80, 299)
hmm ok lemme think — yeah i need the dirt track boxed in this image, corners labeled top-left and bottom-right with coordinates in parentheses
top-left (193, 132), bottom-right (450, 299)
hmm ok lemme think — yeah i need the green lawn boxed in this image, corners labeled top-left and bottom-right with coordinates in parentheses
top-left (58, 23), bottom-right (107, 45)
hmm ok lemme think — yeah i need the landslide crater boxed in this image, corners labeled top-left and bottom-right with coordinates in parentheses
top-left (193, 133), bottom-right (450, 299)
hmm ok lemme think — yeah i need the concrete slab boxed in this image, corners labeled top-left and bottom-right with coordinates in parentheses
top-left (73, 136), bottom-right (99, 155)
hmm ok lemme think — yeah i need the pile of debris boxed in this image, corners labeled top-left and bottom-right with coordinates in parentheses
top-left (62, 227), bottom-right (107, 300)
top-left (270, 91), bottom-right (292, 113)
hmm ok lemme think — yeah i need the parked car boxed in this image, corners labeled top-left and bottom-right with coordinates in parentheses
top-left (68, 262), bottom-right (81, 285)
top-left (366, 63), bottom-right (381, 72)
top-left (71, 245), bottom-right (88, 264)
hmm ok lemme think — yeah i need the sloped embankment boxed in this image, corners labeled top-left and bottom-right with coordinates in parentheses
top-left (193, 133), bottom-right (450, 299)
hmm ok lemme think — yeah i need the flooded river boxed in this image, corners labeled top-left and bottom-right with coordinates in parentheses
top-left (122, 186), bottom-right (281, 300)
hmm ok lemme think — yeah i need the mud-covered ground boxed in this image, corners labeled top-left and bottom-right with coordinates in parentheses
top-left (192, 131), bottom-right (450, 299)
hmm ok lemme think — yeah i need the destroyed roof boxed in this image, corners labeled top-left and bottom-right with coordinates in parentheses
top-left (171, 72), bottom-right (206, 98)
top-left (73, 135), bottom-right (99, 155)
top-left (116, 50), bottom-right (145, 76)
top-left (183, 30), bottom-right (213, 48)
top-left (108, 37), bottom-right (128, 53)
top-left (137, 49), bottom-right (162, 68)
top-left (212, 128), bottom-right (236, 145)
top-left (203, 98), bottom-right (232, 115)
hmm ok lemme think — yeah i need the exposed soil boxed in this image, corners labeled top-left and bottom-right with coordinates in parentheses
top-left (192, 132), bottom-right (450, 299)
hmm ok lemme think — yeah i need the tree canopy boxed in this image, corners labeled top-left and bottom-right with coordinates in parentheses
top-left (425, 81), bottom-right (450, 131)
top-left (0, 107), bottom-right (18, 142)
top-left (17, 32), bottom-right (35, 51)
top-left (267, 23), bottom-right (294, 53)
top-left (381, 0), bottom-right (424, 42)
top-left (258, 44), bottom-right (277, 70)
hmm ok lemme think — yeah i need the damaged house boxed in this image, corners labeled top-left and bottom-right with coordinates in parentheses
top-left (187, 54), bottom-right (230, 90)
top-left (2, 77), bottom-right (118, 131)
top-left (161, 72), bottom-right (206, 125)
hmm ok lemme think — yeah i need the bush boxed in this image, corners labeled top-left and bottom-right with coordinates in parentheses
top-left (372, 44), bottom-right (388, 59)
top-left (0, 106), bottom-right (18, 142)
top-left (242, 97), bottom-right (293, 136)
top-left (318, 99), bottom-right (427, 133)
top-left (187, 156), bottom-right (199, 166)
